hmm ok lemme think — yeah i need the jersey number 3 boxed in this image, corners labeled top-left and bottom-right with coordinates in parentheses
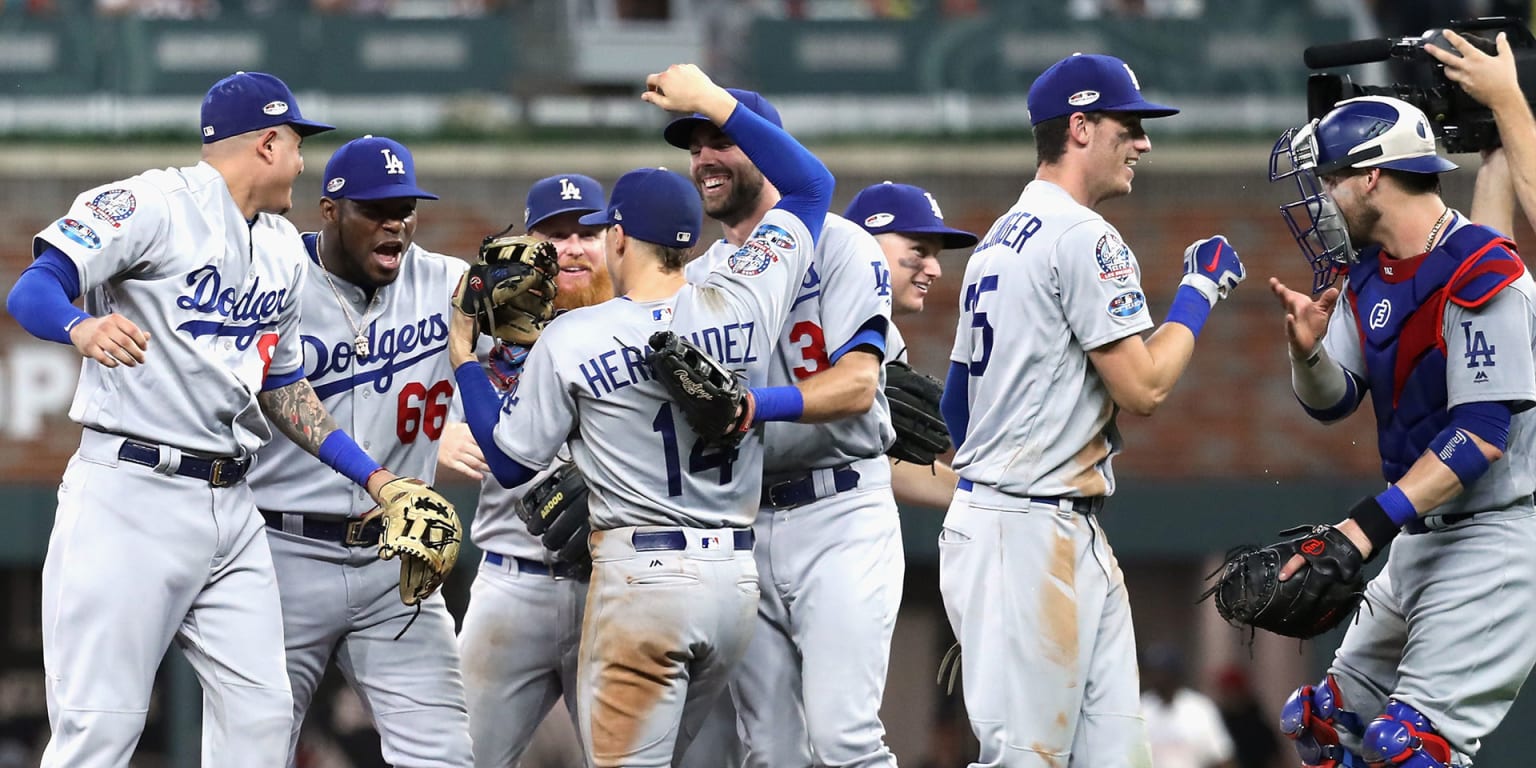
top-left (652, 403), bottom-right (739, 497)
top-left (790, 320), bottom-right (830, 379)
top-left (397, 380), bottom-right (454, 443)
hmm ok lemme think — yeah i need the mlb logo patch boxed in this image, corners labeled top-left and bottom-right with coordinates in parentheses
top-left (652, 306), bottom-right (673, 322)
top-left (1106, 290), bottom-right (1145, 318)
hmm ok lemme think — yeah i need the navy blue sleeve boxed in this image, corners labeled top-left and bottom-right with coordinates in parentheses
top-left (1299, 370), bottom-right (1364, 423)
top-left (720, 103), bottom-right (833, 243)
top-left (941, 360), bottom-right (970, 448)
top-left (261, 366), bottom-right (306, 392)
top-left (7, 247), bottom-right (89, 345)
top-left (454, 361), bottom-right (537, 489)
top-left (1450, 400), bottom-right (1514, 451)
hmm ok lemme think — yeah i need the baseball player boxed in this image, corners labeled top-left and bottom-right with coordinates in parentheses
top-left (245, 135), bottom-right (474, 767)
top-left (846, 180), bottom-right (979, 510)
top-left (456, 172), bottom-right (611, 767)
top-left (1268, 96), bottom-right (1536, 767)
top-left (448, 63), bottom-right (833, 768)
top-left (939, 53), bottom-right (1246, 766)
top-left (668, 87), bottom-right (903, 768)
top-left (5, 73), bottom-right (439, 768)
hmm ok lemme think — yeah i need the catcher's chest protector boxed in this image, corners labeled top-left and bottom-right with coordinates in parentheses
top-left (1347, 226), bottom-right (1522, 480)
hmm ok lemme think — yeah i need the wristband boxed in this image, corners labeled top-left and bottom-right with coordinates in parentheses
top-left (750, 385), bottom-right (804, 424)
top-left (1373, 485), bottom-right (1418, 527)
top-left (1348, 495), bottom-right (1403, 554)
top-left (1431, 425), bottom-right (1493, 487)
top-left (318, 431), bottom-right (384, 488)
top-left (1165, 283), bottom-right (1213, 338)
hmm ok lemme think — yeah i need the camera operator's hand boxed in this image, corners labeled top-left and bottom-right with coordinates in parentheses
top-left (1426, 30), bottom-right (1524, 113)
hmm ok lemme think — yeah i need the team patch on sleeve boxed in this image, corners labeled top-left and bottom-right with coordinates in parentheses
top-left (56, 218), bottom-right (102, 249)
top-left (751, 223), bottom-right (797, 252)
top-left (85, 189), bottom-right (137, 229)
top-left (729, 239), bottom-right (781, 276)
top-left (1106, 289), bottom-right (1146, 318)
top-left (1095, 232), bottom-right (1134, 282)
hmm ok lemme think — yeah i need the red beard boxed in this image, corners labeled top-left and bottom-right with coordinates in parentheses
top-left (554, 266), bottom-right (615, 312)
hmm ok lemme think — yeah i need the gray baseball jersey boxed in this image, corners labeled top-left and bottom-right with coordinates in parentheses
top-left (949, 179), bottom-right (1153, 498)
top-left (886, 322), bottom-right (908, 364)
top-left (687, 214), bottom-right (895, 472)
top-left (493, 209), bottom-right (816, 530)
top-left (36, 163), bottom-right (307, 456)
top-left (472, 454), bottom-right (570, 561)
top-left (248, 235), bottom-right (467, 517)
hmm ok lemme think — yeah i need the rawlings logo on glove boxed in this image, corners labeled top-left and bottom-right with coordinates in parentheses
top-left (646, 331), bottom-right (754, 449)
top-left (454, 233), bottom-right (560, 346)
top-left (1202, 524), bottom-right (1365, 639)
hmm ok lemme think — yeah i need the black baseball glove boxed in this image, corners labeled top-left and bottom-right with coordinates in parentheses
top-left (885, 361), bottom-right (950, 465)
top-left (454, 233), bottom-right (559, 346)
top-left (519, 463), bottom-right (592, 568)
top-left (646, 331), bottom-right (753, 449)
top-left (1202, 524), bottom-right (1366, 639)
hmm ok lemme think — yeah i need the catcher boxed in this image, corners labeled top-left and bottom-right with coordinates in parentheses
top-left (1243, 94), bottom-right (1536, 767)
top-left (845, 181), bottom-right (978, 510)
top-left (247, 136), bottom-right (474, 766)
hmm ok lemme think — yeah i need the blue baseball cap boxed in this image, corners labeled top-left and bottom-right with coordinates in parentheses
top-left (1026, 54), bottom-right (1179, 126)
top-left (579, 168), bottom-right (701, 249)
top-left (662, 88), bottom-right (783, 149)
top-left (200, 71), bottom-right (333, 144)
top-left (322, 135), bottom-right (438, 201)
top-left (525, 174), bottom-right (605, 231)
top-left (845, 182), bottom-right (978, 250)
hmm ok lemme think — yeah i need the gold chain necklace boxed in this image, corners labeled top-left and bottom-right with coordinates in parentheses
top-left (315, 231), bottom-right (379, 358)
top-left (1424, 208), bottom-right (1451, 254)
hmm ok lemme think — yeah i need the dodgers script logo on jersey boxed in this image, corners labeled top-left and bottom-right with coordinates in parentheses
top-left (175, 265), bottom-right (293, 349)
top-left (302, 313), bottom-right (452, 398)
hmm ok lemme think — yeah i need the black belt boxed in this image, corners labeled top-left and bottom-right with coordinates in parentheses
top-left (632, 529), bottom-right (754, 551)
top-left (761, 464), bottom-right (860, 508)
top-left (261, 511), bottom-right (383, 547)
top-left (118, 439), bottom-right (249, 488)
top-left (1404, 511), bottom-right (1481, 534)
top-left (484, 551), bottom-right (586, 579)
top-left (1029, 496), bottom-right (1106, 515)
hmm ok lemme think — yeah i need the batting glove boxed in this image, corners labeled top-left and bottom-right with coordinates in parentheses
top-left (1181, 235), bottom-right (1246, 304)
top-left (488, 342), bottom-right (530, 392)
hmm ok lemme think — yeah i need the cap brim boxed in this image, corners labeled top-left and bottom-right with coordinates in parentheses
top-left (338, 185), bottom-right (440, 201)
top-left (1378, 155), bottom-right (1459, 174)
top-left (663, 115), bottom-right (709, 149)
top-left (529, 205), bottom-right (603, 231)
top-left (1104, 100), bottom-right (1180, 119)
top-left (288, 118), bottom-right (336, 137)
top-left (896, 225), bottom-right (980, 250)
top-left (578, 210), bottom-right (615, 227)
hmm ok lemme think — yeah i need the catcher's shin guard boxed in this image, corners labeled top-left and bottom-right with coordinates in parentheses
top-left (1281, 675), bottom-right (1367, 767)
top-left (1361, 700), bottom-right (1457, 768)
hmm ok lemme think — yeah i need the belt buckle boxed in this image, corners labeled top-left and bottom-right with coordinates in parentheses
top-left (208, 459), bottom-right (233, 488)
top-left (345, 519), bottom-right (377, 547)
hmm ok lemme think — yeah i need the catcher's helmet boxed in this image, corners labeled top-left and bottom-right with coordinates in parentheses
top-left (1268, 96), bottom-right (1457, 293)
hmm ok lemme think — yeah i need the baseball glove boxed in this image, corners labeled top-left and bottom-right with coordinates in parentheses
top-left (376, 477), bottom-right (463, 606)
top-left (885, 361), bottom-right (950, 465)
top-left (646, 331), bottom-right (753, 449)
top-left (454, 233), bottom-right (559, 346)
top-left (520, 462), bottom-right (593, 568)
top-left (1201, 524), bottom-right (1366, 639)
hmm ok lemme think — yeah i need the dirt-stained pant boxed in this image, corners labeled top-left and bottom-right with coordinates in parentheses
top-left (578, 526), bottom-right (760, 768)
top-left (939, 486), bottom-right (1151, 768)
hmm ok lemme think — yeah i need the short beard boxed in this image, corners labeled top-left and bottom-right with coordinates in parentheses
top-left (554, 266), bottom-right (615, 312)
top-left (702, 169), bottom-right (767, 227)
top-left (1347, 203), bottom-right (1381, 251)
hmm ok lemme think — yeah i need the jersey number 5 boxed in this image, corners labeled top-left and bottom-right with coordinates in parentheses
top-left (397, 380), bottom-right (454, 443)
top-left (652, 403), bottom-right (739, 497)
top-left (963, 275), bottom-right (999, 375)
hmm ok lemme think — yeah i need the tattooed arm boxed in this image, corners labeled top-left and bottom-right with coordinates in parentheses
top-left (258, 379), bottom-right (397, 500)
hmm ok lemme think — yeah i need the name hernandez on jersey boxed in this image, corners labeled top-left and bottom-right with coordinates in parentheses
top-left (686, 214), bottom-right (895, 473)
top-left (950, 180), bottom-right (1153, 498)
top-left (247, 235), bottom-right (468, 518)
top-left (33, 163), bottom-right (307, 456)
top-left (493, 210), bottom-right (816, 531)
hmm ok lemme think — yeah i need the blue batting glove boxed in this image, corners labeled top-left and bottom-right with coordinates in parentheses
top-left (488, 342), bottom-right (530, 392)
top-left (1181, 235), bottom-right (1246, 304)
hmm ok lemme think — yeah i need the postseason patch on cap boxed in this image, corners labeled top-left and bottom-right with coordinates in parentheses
top-left (262, 100), bottom-right (289, 116)
top-left (1068, 90), bottom-right (1101, 107)
top-left (864, 212), bottom-right (895, 228)
top-left (327, 177), bottom-right (346, 193)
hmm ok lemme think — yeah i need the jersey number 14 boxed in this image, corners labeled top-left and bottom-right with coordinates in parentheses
top-left (652, 403), bottom-right (739, 497)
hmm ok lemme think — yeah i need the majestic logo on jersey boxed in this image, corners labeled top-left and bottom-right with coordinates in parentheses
top-left (85, 189), bottom-right (136, 229)
top-left (1369, 298), bottom-right (1392, 330)
top-left (262, 101), bottom-right (289, 116)
top-left (175, 265), bottom-right (292, 348)
top-left (1095, 233), bottom-right (1134, 282)
top-left (56, 218), bottom-right (102, 249)
top-left (1106, 290), bottom-right (1145, 318)
top-left (864, 213), bottom-right (895, 228)
top-left (560, 177), bottom-right (584, 200)
top-left (1462, 320), bottom-right (1497, 368)
top-left (304, 312), bottom-right (452, 398)
top-left (380, 148), bottom-right (405, 175)
top-left (1068, 90), bottom-right (1101, 107)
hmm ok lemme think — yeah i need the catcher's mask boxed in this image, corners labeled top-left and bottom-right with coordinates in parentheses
top-left (1269, 96), bottom-right (1457, 293)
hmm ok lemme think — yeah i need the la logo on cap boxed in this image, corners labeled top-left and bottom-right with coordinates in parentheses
top-left (262, 101), bottom-right (289, 116)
